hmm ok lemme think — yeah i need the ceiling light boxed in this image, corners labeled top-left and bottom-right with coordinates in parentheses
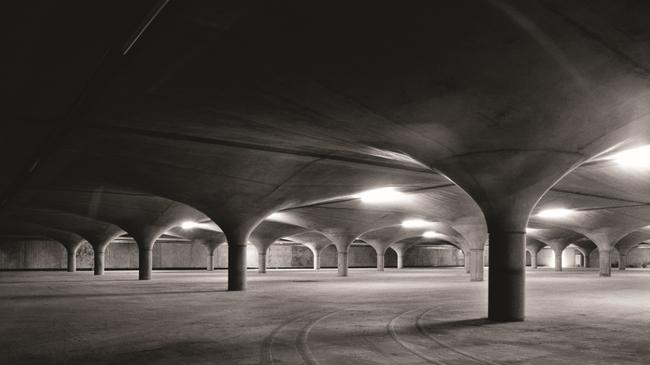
top-left (536, 208), bottom-right (575, 219)
top-left (422, 231), bottom-right (440, 238)
top-left (611, 145), bottom-right (650, 167)
top-left (525, 227), bottom-right (538, 233)
top-left (266, 212), bottom-right (284, 220)
top-left (354, 187), bottom-right (408, 204)
top-left (181, 221), bottom-right (200, 230)
top-left (402, 219), bottom-right (433, 228)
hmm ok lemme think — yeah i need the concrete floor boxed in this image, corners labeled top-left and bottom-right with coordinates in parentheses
top-left (1, 268), bottom-right (649, 364)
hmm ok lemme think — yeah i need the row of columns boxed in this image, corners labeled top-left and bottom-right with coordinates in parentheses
top-left (67, 243), bottom-right (486, 279)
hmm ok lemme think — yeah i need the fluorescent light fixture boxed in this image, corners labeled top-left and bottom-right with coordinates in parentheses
top-left (354, 187), bottom-right (408, 204)
top-left (525, 227), bottom-right (539, 233)
top-left (536, 208), bottom-right (575, 219)
top-left (402, 219), bottom-right (433, 228)
top-left (611, 145), bottom-right (650, 167)
top-left (422, 231), bottom-right (440, 238)
top-left (266, 212), bottom-right (284, 220)
top-left (181, 221), bottom-right (200, 230)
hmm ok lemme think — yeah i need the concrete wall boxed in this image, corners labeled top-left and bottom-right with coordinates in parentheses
top-left (1, 239), bottom-right (465, 270)
top-left (627, 247), bottom-right (650, 267)
top-left (403, 246), bottom-right (464, 267)
top-left (587, 250), bottom-right (621, 268)
top-left (0, 238), bottom-right (67, 269)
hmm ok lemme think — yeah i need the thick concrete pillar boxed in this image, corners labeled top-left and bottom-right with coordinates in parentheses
top-left (377, 253), bottom-right (385, 271)
top-left (313, 251), bottom-right (321, 270)
top-left (583, 253), bottom-right (589, 268)
top-left (464, 251), bottom-right (471, 273)
top-left (619, 254), bottom-right (626, 271)
top-left (258, 252), bottom-right (267, 273)
top-left (207, 254), bottom-right (215, 271)
top-left (599, 249), bottom-right (611, 277)
top-left (228, 244), bottom-right (247, 290)
top-left (530, 251), bottom-right (538, 269)
top-left (337, 251), bottom-right (349, 276)
top-left (554, 250), bottom-right (563, 272)
top-left (67, 248), bottom-right (77, 272)
top-left (470, 248), bottom-right (484, 281)
top-left (94, 249), bottom-right (105, 276)
top-left (138, 248), bottom-right (153, 280)
top-left (488, 230), bottom-right (525, 322)
top-left (397, 254), bottom-right (404, 269)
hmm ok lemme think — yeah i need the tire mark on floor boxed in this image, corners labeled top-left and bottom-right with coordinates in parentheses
top-left (387, 307), bottom-right (448, 365)
top-left (260, 310), bottom-right (322, 365)
top-left (416, 308), bottom-right (499, 365)
top-left (296, 309), bottom-right (346, 365)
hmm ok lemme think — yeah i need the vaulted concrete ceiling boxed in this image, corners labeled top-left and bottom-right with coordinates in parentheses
top-left (4, 0), bottom-right (650, 319)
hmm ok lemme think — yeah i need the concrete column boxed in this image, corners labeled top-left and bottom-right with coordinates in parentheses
top-left (258, 252), bottom-right (267, 273)
top-left (554, 250), bottom-right (563, 272)
top-left (599, 250), bottom-right (611, 277)
top-left (619, 254), bottom-right (626, 271)
top-left (207, 254), bottom-right (215, 271)
top-left (530, 251), bottom-right (538, 269)
top-left (470, 248), bottom-right (484, 281)
top-left (94, 250), bottom-right (105, 276)
top-left (337, 251), bottom-right (349, 276)
top-left (488, 230), bottom-right (525, 321)
top-left (377, 253), bottom-right (385, 271)
top-left (464, 251), bottom-right (471, 273)
top-left (67, 248), bottom-right (77, 272)
top-left (139, 248), bottom-right (153, 280)
top-left (583, 253), bottom-right (589, 268)
top-left (228, 244), bottom-right (247, 290)
top-left (397, 254), bottom-right (404, 269)
top-left (313, 251), bottom-right (321, 270)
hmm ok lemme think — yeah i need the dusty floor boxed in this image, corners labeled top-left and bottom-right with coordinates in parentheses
top-left (1, 267), bottom-right (649, 364)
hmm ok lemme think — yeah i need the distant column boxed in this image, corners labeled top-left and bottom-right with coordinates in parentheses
top-left (207, 254), bottom-right (215, 271)
top-left (530, 251), bottom-right (538, 269)
top-left (599, 250), bottom-right (611, 277)
top-left (67, 247), bottom-right (77, 273)
top-left (139, 248), bottom-right (153, 280)
top-left (554, 250), bottom-right (562, 272)
top-left (397, 253), bottom-right (404, 269)
top-left (337, 251), bottom-right (349, 276)
top-left (313, 251), bottom-right (321, 270)
top-left (258, 251), bottom-right (267, 273)
top-left (619, 254), bottom-right (626, 271)
top-left (94, 249), bottom-right (105, 276)
top-left (470, 248), bottom-right (484, 281)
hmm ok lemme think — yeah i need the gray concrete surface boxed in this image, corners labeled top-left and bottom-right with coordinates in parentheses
top-left (1, 268), bottom-right (649, 364)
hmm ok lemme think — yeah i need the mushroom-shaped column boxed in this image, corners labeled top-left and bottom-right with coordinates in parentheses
top-left (195, 239), bottom-right (224, 271)
top-left (390, 241), bottom-right (419, 269)
top-left (85, 228), bottom-right (124, 276)
top-left (452, 223), bottom-right (488, 282)
top-left (585, 230), bottom-right (637, 277)
top-left (129, 226), bottom-right (168, 280)
top-left (365, 239), bottom-right (393, 271)
top-left (249, 221), bottom-right (306, 274)
top-left (294, 232), bottom-right (333, 270)
top-left (6, 213), bottom-right (125, 276)
top-left (614, 230), bottom-right (650, 272)
top-left (321, 230), bottom-right (358, 277)
top-left (220, 222), bottom-right (257, 290)
top-left (0, 222), bottom-right (88, 273)
top-left (547, 242), bottom-right (570, 272)
top-left (436, 150), bottom-right (584, 321)
top-left (170, 226), bottom-right (226, 271)
top-left (525, 237), bottom-right (546, 270)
